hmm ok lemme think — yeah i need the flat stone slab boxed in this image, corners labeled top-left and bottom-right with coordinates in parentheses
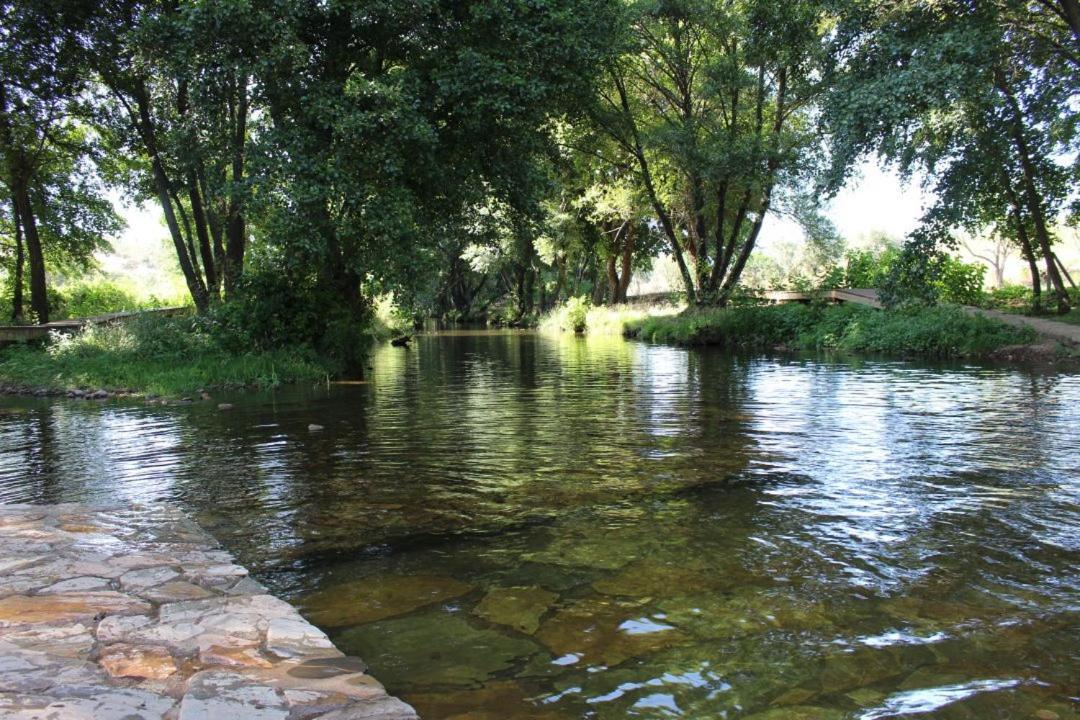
top-left (0, 503), bottom-right (418, 720)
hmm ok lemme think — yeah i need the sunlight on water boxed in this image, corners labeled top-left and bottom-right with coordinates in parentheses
top-left (0, 331), bottom-right (1077, 718)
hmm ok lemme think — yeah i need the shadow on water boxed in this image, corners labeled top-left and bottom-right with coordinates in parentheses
top-left (0, 331), bottom-right (1078, 719)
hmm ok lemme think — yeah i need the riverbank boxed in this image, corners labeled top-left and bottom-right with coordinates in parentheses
top-left (600, 302), bottom-right (1078, 365)
top-left (0, 314), bottom-right (360, 398)
top-left (0, 503), bottom-right (417, 719)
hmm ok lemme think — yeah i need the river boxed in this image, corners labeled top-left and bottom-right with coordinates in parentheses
top-left (1, 331), bottom-right (1077, 719)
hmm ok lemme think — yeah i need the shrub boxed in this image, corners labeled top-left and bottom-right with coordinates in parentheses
top-left (984, 284), bottom-right (1032, 309)
top-left (57, 281), bottom-right (141, 318)
top-left (539, 296), bottom-right (590, 333)
top-left (934, 256), bottom-right (985, 306)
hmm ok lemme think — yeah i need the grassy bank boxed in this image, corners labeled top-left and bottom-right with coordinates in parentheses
top-left (628, 304), bottom-right (1037, 357)
top-left (539, 297), bottom-right (684, 335)
top-left (0, 316), bottom-right (337, 397)
top-left (583, 302), bottom-right (1043, 358)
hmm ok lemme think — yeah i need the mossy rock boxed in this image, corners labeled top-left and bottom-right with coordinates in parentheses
top-left (336, 610), bottom-right (541, 688)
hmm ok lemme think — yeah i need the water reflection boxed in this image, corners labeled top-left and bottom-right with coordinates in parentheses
top-left (0, 332), bottom-right (1077, 718)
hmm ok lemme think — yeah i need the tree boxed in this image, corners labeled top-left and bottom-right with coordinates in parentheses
top-left (590, 0), bottom-right (836, 306)
top-left (64, 0), bottom-right (259, 313)
top-left (824, 0), bottom-right (1078, 312)
top-left (0, 0), bottom-right (117, 323)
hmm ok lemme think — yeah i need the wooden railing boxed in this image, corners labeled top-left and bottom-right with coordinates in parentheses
top-left (0, 306), bottom-right (189, 344)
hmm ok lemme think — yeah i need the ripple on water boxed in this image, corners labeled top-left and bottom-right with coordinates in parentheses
top-left (0, 332), bottom-right (1077, 719)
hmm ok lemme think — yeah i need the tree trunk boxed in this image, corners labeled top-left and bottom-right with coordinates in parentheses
top-left (12, 179), bottom-right (48, 324)
top-left (224, 73), bottom-right (248, 296)
top-left (996, 69), bottom-right (1070, 313)
top-left (133, 81), bottom-right (210, 313)
top-left (1053, 253), bottom-right (1077, 290)
top-left (11, 204), bottom-right (23, 322)
top-left (616, 224), bottom-right (635, 303)
top-left (605, 254), bottom-right (618, 304)
top-left (612, 72), bottom-right (696, 303)
top-left (185, 172), bottom-right (218, 301)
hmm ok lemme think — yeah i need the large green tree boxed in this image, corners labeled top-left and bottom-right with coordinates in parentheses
top-left (0, 0), bottom-right (119, 323)
top-left (824, 0), bottom-right (1078, 312)
top-left (592, 0), bottom-right (836, 305)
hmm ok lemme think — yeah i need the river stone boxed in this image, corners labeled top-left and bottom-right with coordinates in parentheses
top-left (535, 598), bottom-right (686, 668)
top-left (140, 580), bottom-right (215, 603)
top-left (96, 613), bottom-right (154, 643)
top-left (301, 575), bottom-right (474, 628)
top-left (38, 576), bottom-right (112, 593)
top-left (0, 687), bottom-right (176, 719)
top-left (286, 656), bottom-right (369, 679)
top-left (120, 565), bottom-right (180, 590)
top-left (524, 535), bottom-right (638, 571)
top-left (316, 696), bottom-right (419, 720)
top-left (265, 616), bottom-right (340, 658)
top-left (200, 642), bottom-right (274, 669)
top-left (473, 586), bottom-right (558, 634)
top-left (0, 591), bottom-right (150, 627)
top-left (179, 670), bottom-right (290, 720)
top-left (818, 646), bottom-right (931, 694)
top-left (100, 642), bottom-right (178, 680)
top-left (336, 611), bottom-right (539, 688)
top-left (2, 622), bottom-right (95, 658)
top-left (591, 559), bottom-right (743, 599)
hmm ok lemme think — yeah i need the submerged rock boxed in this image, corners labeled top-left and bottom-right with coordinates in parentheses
top-left (405, 680), bottom-right (569, 720)
top-left (300, 574), bottom-right (474, 628)
top-left (535, 598), bottom-right (686, 668)
top-left (336, 611), bottom-right (540, 688)
top-left (474, 586), bottom-right (558, 635)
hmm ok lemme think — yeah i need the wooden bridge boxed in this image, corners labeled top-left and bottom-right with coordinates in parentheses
top-left (0, 306), bottom-right (187, 344)
top-left (761, 288), bottom-right (882, 308)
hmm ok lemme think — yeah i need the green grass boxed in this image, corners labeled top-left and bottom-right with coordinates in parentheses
top-left (0, 316), bottom-right (335, 396)
top-left (540, 298), bottom-right (684, 335)
top-left (624, 303), bottom-right (1039, 358)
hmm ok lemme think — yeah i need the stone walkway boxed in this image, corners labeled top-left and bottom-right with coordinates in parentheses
top-left (0, 504), bottom-right (418, 720)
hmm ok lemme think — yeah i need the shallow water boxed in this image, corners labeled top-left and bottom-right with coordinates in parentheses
top-left (1, 331), bottom-right (1078, 719)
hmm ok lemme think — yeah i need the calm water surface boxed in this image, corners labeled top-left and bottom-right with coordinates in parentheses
top-left (1, 331), bottom-right (1078, 719)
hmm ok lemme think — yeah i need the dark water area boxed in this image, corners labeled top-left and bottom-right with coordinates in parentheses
top-left (1, 331), bottom-right (1078, 719)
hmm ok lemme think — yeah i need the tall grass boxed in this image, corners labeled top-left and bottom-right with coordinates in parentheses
top-left (540, 298), bottom-right (684, 335)
top-left (626, 303), bottom-right (1038, 358)
top-left (0, 315), bottom-right (332, 396)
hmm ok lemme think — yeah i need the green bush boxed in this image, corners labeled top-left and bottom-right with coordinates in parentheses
top-left (539, 297), bottom-right (589, 333)
top-left (842, 247), bottom-right (899, 288)
top-left (934, 256), bottom-right (985, 306)
top-left (57, 281), bottom-right (141, 318)
top-left (984, 284), bottom-right (1032, 309)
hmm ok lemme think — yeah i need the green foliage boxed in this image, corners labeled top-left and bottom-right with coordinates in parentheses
top-left (985, 283), bottom-right (1033, 308)
top-left (627, 303), bottom-right (1036, 358)
top-left (564, 296), bottom-right (590, 334)
top-left (934, 255), bottom-right (985, 306)
top-left (206, 268), bottom-right (377, 372)
top-left (55, 281), bottom-right (140, 318)
top-left (840, 247), bottom-right (899, 289)
top-left (0, 315), bottom-right (330, 396)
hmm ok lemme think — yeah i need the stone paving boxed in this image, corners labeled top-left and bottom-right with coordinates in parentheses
top-left (0, 503), bottom-right (418, 720)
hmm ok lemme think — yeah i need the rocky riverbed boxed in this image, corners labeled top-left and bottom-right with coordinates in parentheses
top-left (0, 503), bottom-right (418, 720)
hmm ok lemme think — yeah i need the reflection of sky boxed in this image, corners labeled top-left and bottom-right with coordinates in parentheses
top-left (738, 360), bottom-right (1080, 594)
top-left (1, 337), bottom-right (1077, 589)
